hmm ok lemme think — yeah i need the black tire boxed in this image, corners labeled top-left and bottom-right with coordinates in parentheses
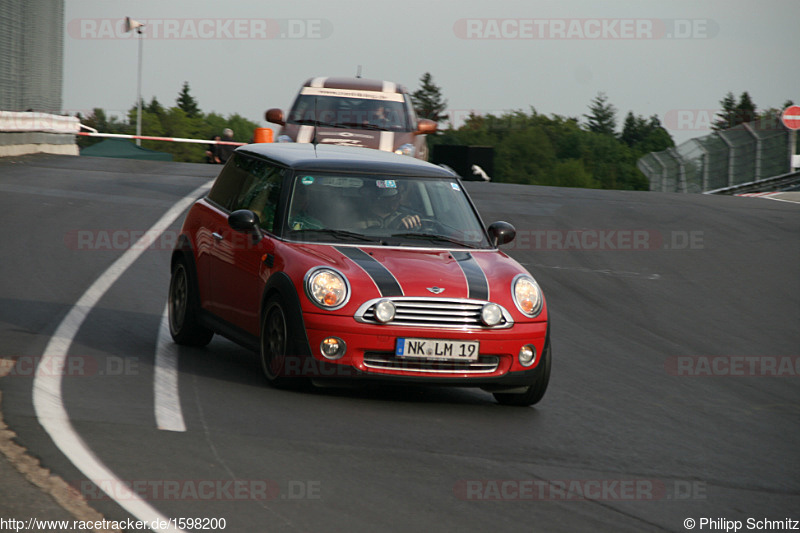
top-left (260, 295), bottom-right (304, 389)
top-left (493, 341), bottom-right (551, 407)
top-left (168, 259), bottom-right (213, 347)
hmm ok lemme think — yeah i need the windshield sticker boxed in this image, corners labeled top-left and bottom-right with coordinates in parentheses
top-left (451, 182), bottom-right (461, 191)
top-left (301, 176), bottom-right (315, 185)
top-left (300, 86), bottom-right (405, 103)
top-left (320, 177), bottom-right (363, 188)
top-left (376, 180), bottom-right (397, 189)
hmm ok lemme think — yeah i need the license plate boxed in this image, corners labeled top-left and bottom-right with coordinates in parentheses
top-left (396, 338), bottom-right (479, 361)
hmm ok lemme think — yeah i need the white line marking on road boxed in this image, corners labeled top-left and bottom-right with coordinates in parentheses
top-left (761, 194), bottom-right (800, 205)
top-left (155, 304), bottom-right (186, 432)
top-left (33, 181), bottom-right (211, 533)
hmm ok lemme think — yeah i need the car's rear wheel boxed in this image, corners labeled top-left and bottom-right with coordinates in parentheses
top-left (493, 341), bottom-right (551, 407)
top-left (260, 295), bottom-right (304, 389)
top-left (168, 259), bottom-right (213, 347)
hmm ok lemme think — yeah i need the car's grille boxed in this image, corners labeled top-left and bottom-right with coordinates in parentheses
top-left (363, 352), bottom-right (500, 374)
top-left (354, 298), bottom-right (513, 329)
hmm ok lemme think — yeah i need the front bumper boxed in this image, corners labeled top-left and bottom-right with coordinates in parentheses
top-left (285, 311), bottom-right (548, 387)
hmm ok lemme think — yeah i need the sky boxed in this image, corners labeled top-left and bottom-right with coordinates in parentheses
top-left (62, 0), bottom-right (800, 145)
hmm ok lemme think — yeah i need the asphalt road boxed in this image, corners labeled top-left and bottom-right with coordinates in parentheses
top-left (0, 154), bottom-right (798, 532)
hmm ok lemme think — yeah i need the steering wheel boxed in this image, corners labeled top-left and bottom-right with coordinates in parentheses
top-left (416, 217), bottom-right (445, 234)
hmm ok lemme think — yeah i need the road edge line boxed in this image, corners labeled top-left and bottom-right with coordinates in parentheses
top-left (32, 181), bottom-right (211, 533)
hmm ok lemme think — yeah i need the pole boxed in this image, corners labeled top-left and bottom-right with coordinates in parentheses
top-left (136, 28), bottom-right (143, 146)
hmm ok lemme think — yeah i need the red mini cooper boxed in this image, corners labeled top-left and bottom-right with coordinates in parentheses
top-left (169, 143), bottom-right (550, 405)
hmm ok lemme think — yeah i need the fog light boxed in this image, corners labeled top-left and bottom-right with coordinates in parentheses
top-left (518, 345), bottom-right (536, 367)
top-left (320, 337), bottom-right (346, 360)
top-left (481, 303), bottom-right (503, 326)
top-left (374, 299), bottom-right (396, 323)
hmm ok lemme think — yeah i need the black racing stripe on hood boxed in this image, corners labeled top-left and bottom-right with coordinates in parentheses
top-left (451, 251), bottom-right (489, 300)
top-left (335, 246), bottom-right (403, 297)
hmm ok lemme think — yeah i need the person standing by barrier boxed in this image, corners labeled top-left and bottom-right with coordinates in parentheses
top-left (206, 135), bottom-right (221, 163)
top-left (216, 128), bottom-right (236, 164)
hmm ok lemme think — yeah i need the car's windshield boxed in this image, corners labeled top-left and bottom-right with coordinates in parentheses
top-left (284, 173), bottom-right (490, 249)
top-left (287, 95), bottom-right (411, 131)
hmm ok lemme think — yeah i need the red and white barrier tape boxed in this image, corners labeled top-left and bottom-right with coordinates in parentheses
top-left (76, 131), bottom-right (246, 146)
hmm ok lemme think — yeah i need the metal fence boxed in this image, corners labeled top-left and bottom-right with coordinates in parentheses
top-left (0, 0), bottom-right (64, 113)
top-left (638, 119), bottom-right (794, 193)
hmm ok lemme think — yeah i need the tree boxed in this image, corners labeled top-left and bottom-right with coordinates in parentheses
top-left (146, 96), bottom-right (165, 118)
top-left (713, 91), bottom-right (757, 130)
top-left (621, 112), bottom-right (674, 155)
top-left (411, 73), bottom-right (448, 123)
top-left (550, 159), bottom-right (599, 189)
top-left (433, 108), bottom-right (652, 190)
top-left (176, 81), bottom-right (201, 118)
top-left (584, 92), bottom-right (617, 136)
top-left (620, 112), bottom-right (647, 147)
top-left (735, 91), bottom-right (757, 124)
top-left (713, 91), bottom-right (737, 130)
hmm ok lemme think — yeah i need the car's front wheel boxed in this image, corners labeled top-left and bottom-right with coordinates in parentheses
top-left (168, 259), bottom-right (213, 347)
top-left (260, 295), bottom-right (304, 389)
top-left (493, 340), bottom-right (551, 407)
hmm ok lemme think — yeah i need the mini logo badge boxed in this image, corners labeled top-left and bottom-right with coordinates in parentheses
top-left (427, 286), bottom-right (445, 294)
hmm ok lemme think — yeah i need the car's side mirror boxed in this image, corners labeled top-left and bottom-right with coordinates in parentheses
top-left (487, 221), bottom-right (516, 246)
top-left (415, 119), bottom-right (437, 135)
top-left (228, 209), bottom-right (262, 242)
top-left (265, 108), bottom-right (285, 125)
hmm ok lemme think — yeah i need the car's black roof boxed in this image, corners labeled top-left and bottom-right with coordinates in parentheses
top-left (236, 143), bottom-right (457, 178)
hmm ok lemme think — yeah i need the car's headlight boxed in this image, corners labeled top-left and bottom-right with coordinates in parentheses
top-left (277, 135), bottom-right (294, 143)
top-left (512, 275), bottom-right (543, 317)
top-left (305, 267), bottom-right (350, 310)
top-left (394, 143), bottom-right (415, 157)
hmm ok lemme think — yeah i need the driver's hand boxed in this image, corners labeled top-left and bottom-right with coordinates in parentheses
top-left (400, 214), bottom-right (421, 229)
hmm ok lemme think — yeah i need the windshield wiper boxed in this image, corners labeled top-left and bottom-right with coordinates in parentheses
top-left (390, 233), bottom-right (478, 248)
top-left (292, 228), bottom-right (386, 244)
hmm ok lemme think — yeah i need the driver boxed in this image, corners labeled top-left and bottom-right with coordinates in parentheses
top-left (360, 180), bottom-right (421, 230)
top-left (371, 104), bottom-right (396, 129)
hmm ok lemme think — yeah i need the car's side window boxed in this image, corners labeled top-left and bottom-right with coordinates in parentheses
top-left (206, 156), bottom-right (250, 212)
top-left (235, 161), bottom-right (283, 233)
top-left (206, 154), bottom-right (284, 233)
top-left (403, 94), bottom-right (418, 131)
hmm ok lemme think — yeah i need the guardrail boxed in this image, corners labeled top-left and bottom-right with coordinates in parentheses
top-left (704, 170), bottom-right (800, 195)
top-left (638, 120), bottom-right (794, 193)
top-left (0, 111), bottom-right (80, 157)
top-left (0, 111), bottom-right (80, 133)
